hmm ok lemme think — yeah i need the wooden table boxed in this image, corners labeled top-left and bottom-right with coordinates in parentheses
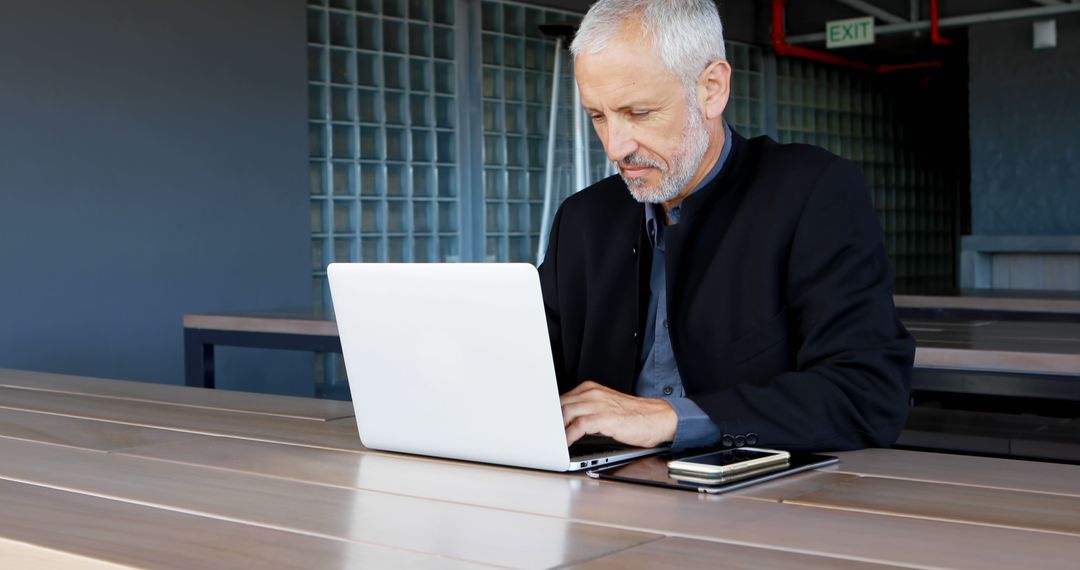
top-left (185, 310), bottom-right (1080, 394)
top-left (891, 319), bottom-right (1080, 460)
top-left (1, 368), bottom-right (1078, 569)
top-left (895, 289), bottom-right (1080, 321)
top-left (907, 318), bottom-right (1080, 396)
top-left (184, 310), bottom-right (1080, 460)
top-left (183, 309), bottom-right (341, 389)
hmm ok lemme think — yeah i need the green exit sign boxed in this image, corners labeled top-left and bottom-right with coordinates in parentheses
top-left (826, 16), bottom-right (875, 49)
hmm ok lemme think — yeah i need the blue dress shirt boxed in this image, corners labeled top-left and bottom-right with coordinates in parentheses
top-left (636, 123), bottom-right (732, 449)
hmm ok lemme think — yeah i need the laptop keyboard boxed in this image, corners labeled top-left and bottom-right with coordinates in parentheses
top-left (569, 435), bottom-right (631, 459)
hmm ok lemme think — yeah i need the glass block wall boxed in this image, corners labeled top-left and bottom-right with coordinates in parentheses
top-left (306, 0), bottom-right (947, 395)
top-left (725, 42), bottom-right (767, 139)
top-left (479, 0), bottom-right (589, 262)
top-left (477, 12), bottom-right (768, 262)
top-left (307, 0), bottom-right (464, 395)
top-left (776, 58), bottom-right (954, 291)
top-left (310, 0), bottom-right (771, 271)
top-left (308, 0), bottom-right (461, 310)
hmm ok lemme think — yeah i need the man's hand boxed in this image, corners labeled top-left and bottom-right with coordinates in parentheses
top-left (560, 381), bottom-right (677, 447)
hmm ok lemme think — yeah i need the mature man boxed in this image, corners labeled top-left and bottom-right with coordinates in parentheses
top-left (539, 0), bottom-right (915, 452)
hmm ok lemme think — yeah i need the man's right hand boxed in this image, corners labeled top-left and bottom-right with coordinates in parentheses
top-left (560, 380), bottom-right (677, 448)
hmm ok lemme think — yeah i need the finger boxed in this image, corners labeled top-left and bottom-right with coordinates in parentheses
top-left (565, 421), bottom-right (585, 446)
top-left (563, 380), bottom-right (603, 397)
top-left (560, 390), bottom-right (600, 407)
top-left (560, 401), bottom-right (598, 427)
top-left (566, 413), bottom-right (622, 445)
top-left (561, 384), bottom-right (619, 407)
top-left (565, 415), bottom-right (601, 446)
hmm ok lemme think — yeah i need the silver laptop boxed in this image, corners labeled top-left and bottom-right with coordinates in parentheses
top-left (327, 263), bottom-right (667, 471)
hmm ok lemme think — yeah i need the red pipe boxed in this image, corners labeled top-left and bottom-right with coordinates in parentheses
top-left (771, 0), bottom-right (943, 74)
top-left (930, 0), bottom-right (953, 45)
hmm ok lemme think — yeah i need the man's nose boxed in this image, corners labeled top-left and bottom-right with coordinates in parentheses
top-left (603, 120), bottom-right (638, 164)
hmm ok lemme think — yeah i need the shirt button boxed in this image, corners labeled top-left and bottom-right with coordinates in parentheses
top-left (663, 320), bottom-right (669, 328)
top-left (632, 247), bottom-right (637, 255)
top-left (633, 331), bottom-right (638, 338)
top-left (662, 386), bottom-right (673, 396)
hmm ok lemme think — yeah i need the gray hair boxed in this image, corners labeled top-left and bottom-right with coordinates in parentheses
top-left (570, 0), bottom-right (726, 92)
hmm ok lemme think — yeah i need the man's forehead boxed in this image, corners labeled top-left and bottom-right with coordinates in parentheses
top-left (575, 47), bottom-right (679, 106)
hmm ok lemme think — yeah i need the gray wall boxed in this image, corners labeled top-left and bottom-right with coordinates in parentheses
top-left (0, 0), bottom-right (314, 394)
top-left (969, 14), bottom-right (1080, 235)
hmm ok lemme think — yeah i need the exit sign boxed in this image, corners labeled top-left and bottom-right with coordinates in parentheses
top-left (826, 16), bottom-right (875, 49)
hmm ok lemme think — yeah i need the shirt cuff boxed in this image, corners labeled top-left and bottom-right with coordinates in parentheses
top-left (666, 397), bottom-right (722, 450)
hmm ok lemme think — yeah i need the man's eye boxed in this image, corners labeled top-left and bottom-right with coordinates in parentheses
top-left (590, 114), bottom-right (605, 122)
top-left (630, 110), bottom-right (651, 118)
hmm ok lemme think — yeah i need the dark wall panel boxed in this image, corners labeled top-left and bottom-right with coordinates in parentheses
top-left (969, 14), bottom-right (1080, 235)
top-left (0, 0), bottom-right (313, 394)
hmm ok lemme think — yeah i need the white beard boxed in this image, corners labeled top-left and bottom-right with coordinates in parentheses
top-left (618, 105), bottom-right (711, 204)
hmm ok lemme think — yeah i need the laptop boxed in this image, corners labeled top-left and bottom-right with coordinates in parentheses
top-left (327, 263), bottom-right (667, 471)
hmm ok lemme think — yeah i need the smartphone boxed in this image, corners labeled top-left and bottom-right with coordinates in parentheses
top-left (667, 461), bottom-right (790, 486)
top-left (666, 447), bottom-right (790, 477)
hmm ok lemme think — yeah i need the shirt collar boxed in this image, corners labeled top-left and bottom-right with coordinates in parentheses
top-left (645, 123), bottom-right (733, 243)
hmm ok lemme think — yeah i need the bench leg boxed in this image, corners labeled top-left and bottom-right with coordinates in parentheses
top-left (184, 329), bottom-right (215, 389)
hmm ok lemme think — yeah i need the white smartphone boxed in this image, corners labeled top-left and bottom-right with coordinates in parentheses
top-left (667, 461), bottom-right (790, 485)
top-left (666, 448), bottom-right (790, 478)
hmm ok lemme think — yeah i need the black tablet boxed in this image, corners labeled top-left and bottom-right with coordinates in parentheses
top-left (586, 451), bottom-right (838, 494)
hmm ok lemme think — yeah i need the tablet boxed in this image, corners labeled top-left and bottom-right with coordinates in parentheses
top-left (586, 451), bottom-right (838, 494)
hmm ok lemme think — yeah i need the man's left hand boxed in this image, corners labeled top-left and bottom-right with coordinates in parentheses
top-left (560, 380), bottom-right (677, 447)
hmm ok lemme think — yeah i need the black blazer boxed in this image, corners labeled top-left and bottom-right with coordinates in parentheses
top-left (538, 131), bottom-right (915, 451)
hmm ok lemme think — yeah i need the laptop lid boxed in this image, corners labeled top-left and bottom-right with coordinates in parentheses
top-left (329, 263), bottom-right (582, 471)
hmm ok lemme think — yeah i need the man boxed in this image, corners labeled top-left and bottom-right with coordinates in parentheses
top-left (539, 0), bottom-right (915, 452)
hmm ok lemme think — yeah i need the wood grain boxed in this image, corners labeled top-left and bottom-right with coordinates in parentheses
top-left (183, 312), bottom-right (338, 336)
top-left (573, 536), bottom-right (905, 570)
top-left (0, 368), bottom-right (353, 421)
top-left (0, 477), bottom-right (482, 569)
top-left (830, 448), bottom-right (1080, 497)
top-left (0, 407), bottom-right (194, 452)
top-left (0, 536), bottom-right (129, 570)
top-left (787, 476), bottom-right (1080, 536)
top-left (895, 293), bottom-right (1080, 315)
top-left (111, 436), bottom-right (1080, 569)
top-left (0, 387), bottom-right (366, 452)
top-left (914, 346), bottom-right (1080, 375)
top-left (732, 471), bottom-right (858, 502)
top-left (7, 381), bottom-right (1080, 569)
top-left (0, 437), bottom-right (659, 569)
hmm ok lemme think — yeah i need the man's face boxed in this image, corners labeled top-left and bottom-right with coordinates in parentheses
top-left (575, 36), bottom-right (710, 204)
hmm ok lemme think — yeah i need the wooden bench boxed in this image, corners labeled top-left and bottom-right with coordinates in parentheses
top-left (896, 289), bottom-right (1080, 322)
top-left (898, 407), bottom-right (1080, 462)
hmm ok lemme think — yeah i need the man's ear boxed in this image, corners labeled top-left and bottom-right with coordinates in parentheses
top-left (697, 59), bottom-right (731, 121)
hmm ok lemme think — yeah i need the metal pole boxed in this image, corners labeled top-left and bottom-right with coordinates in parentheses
top-left (573, 73), bottom-right (586, 192)
top-left (580, 106), bottom-right (592, 188)
top-left (536, 37), bottom-right (563, 266)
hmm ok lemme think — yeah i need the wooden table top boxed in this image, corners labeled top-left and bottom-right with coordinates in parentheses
top-left (0, 368), bottom-right (1078, 569)
top-left (895, 289), bottom-right (1080, 316)
top-left (185, 308), bottom-right (1080, 377)
top-left (907, 319), bottom-right (1080, 375)
top-left (183, 308), bottom-right (339, 336)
